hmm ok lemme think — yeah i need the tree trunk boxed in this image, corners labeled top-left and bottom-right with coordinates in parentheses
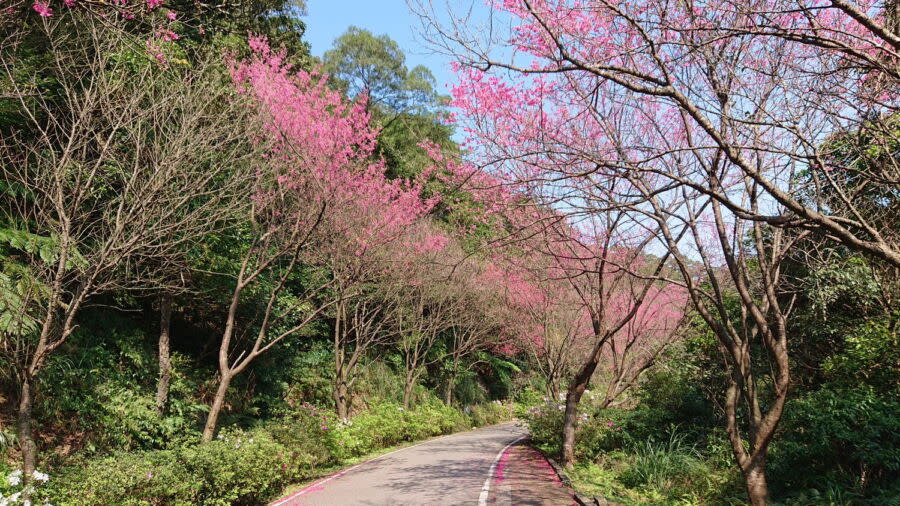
top-left (561, 384), bottom-right (585, 468)
top-left (744, 458), bottom-right (769, 506)
top-left (443, 374), bottom-right (455, 405)
top-left (155, 295), bottom-right (173, 416)
top-left (403, 375), bottom-right (415, 408)
top-left (547, 379), bottom-right (559, 403)
top-left (444, 358), bottom-right (459, 405)
top-left (561, 338), bottom-right (605, 468)
top-left (333, 300), bottom-right (351, 420)
top-left (17, 376), bottom-right (36, 483)
top-left (334, 380), bottom-right (350, 421)
top-left (202, 372), bottom-right (232, 442)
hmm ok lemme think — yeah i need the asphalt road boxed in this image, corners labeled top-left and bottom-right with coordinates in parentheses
top-left (271, 421), bottom-right (556, 506)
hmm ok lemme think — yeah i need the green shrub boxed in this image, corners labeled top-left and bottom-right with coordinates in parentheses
top-left (770, 386), bottom-right (900, 496)
top-left (523, 402), bottom-right (629, 460)
top-left (40, 450), bottom-right (194, 505)
top-left (619, 430), bottom-right (704, 490)
top-left (268, 403), bottom-right (337, 471)
top-left (40, 428), bottom-right (306, 505)
top-left (513, 387), bottom-right (544, 418)
top-left (468, 401), bottom-right (514, 427)
top-left (35, 314), bottom-right (207, 455)
top-left (179, 429), bottom-right (301, 505)
top-left (523, 402), bottom-right (565, 457)
top-left (572, 413), bottom-right (629, 461)
top-left (326, 401), bottom-right (469, 460)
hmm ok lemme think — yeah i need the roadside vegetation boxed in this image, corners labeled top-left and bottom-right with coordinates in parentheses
top-left (2, 1), bottom-right (898, 505)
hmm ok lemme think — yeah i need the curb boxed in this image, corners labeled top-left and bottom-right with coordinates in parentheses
top-left (535, 449), bottom-right (609, 506)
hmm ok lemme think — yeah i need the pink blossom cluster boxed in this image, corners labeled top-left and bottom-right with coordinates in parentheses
top-left (450, 0), bottom-right (899, 226)
top-left (230, 35), bottom-right (444, 277)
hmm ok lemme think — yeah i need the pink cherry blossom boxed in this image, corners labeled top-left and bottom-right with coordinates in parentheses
top-left (32, 1), bottom-right (52, 17)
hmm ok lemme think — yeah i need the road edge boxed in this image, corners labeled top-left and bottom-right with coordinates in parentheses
top-left (269, 421), bottom-right (522, 506)
top-left (476, 434), bottom-right (527, 506)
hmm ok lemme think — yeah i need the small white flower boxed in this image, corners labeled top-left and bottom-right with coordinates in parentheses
top-left (397, 407), bottom-right (404, 411)
top-left (32, 470), bottom-right (49, 483)
top-left (6, 470), bottom-right (22, 487)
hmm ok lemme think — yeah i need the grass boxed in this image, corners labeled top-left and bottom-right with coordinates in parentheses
top-left (566, 429), bottom-right (745, 506)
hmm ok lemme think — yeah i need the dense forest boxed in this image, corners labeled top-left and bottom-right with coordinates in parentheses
top-left (0, 0), bottom-right (898, 505)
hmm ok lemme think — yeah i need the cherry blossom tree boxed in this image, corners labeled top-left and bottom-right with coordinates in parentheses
top-left (428, 150), bottom-right (690, 468)
top-left (412, 1), bottom-right (900, 501)
top-left (483, 259), bottom-right (590, 400)
top-left (200, 36), bottom-right (374, 441)
top-left (415, 0), bottom-right (900, 267)
top-left (381, 223), bottom-right (461, 408)
top-left (440, 258), bottom-right (506, 405)
top-left (517, 216), bottom-right (689, 468)
top-left (308, 179), bottom-right (437, 420)
top-left (201, 36), bottom-right (440, 435)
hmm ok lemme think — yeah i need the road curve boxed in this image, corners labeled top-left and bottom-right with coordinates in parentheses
top-left (270, 422), bottom-right (528, 506)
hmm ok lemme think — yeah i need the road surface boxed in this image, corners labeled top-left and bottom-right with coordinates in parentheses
top-left (270, 421), bottom-right (575, 506)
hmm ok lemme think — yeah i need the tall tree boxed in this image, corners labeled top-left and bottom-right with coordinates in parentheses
top-left (415, 1), bottom-right (900, 501)
top-left (414, 0), bottom-right (900, 266)
top-left (323, 26), bottom-right (440, 114)
top-left (323, 26), bottom-right (454, 179)
top-left (200, 35), bottom-right (436, 439)
top-left (0, 17), bottom-right (259, 480)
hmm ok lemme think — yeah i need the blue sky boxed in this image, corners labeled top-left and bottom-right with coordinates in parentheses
top-left (303, 1), bottom-right (457, 96)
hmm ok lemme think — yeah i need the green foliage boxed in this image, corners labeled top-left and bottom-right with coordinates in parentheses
top-left (450, 368), bottom-right (490, 406)
top-left (39, 427), bottom-right (303, 505)
top-left (513, 387), bottom-right (544, 418)
top-left (522, 402), bottom-right (565, 457)
top-left (568, 453), bottom-right (743, 506)
top-left (0, 228), bottom-right (62, 266)
top-left (326, 400), bottom-right (469, 460)
top-left (322, 26), bottom-right (456, 180)
top-left (523, 402), bottom-right (629, 462)
top-left (268, 404), bottom-right (335, 470)
top-left (559, 424), bottom-right (744, 505)
top-left (267, 342), bottom-right (336, 412)
top-left (619, 431), bottom-right (705, 492)
top-left (770, 386), bottom-right (900, 495)
top-left (821, 317), bottom-right (899, 394)
top-left (33, 311), bottom-right (206, 456)
top-left (323, 26), bottom-right (440, 114)
top-left (467, 401), bottom-right (514, 427)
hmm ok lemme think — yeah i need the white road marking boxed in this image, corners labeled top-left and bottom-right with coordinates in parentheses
top-left (477, 435), bottom-right (526, 506)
